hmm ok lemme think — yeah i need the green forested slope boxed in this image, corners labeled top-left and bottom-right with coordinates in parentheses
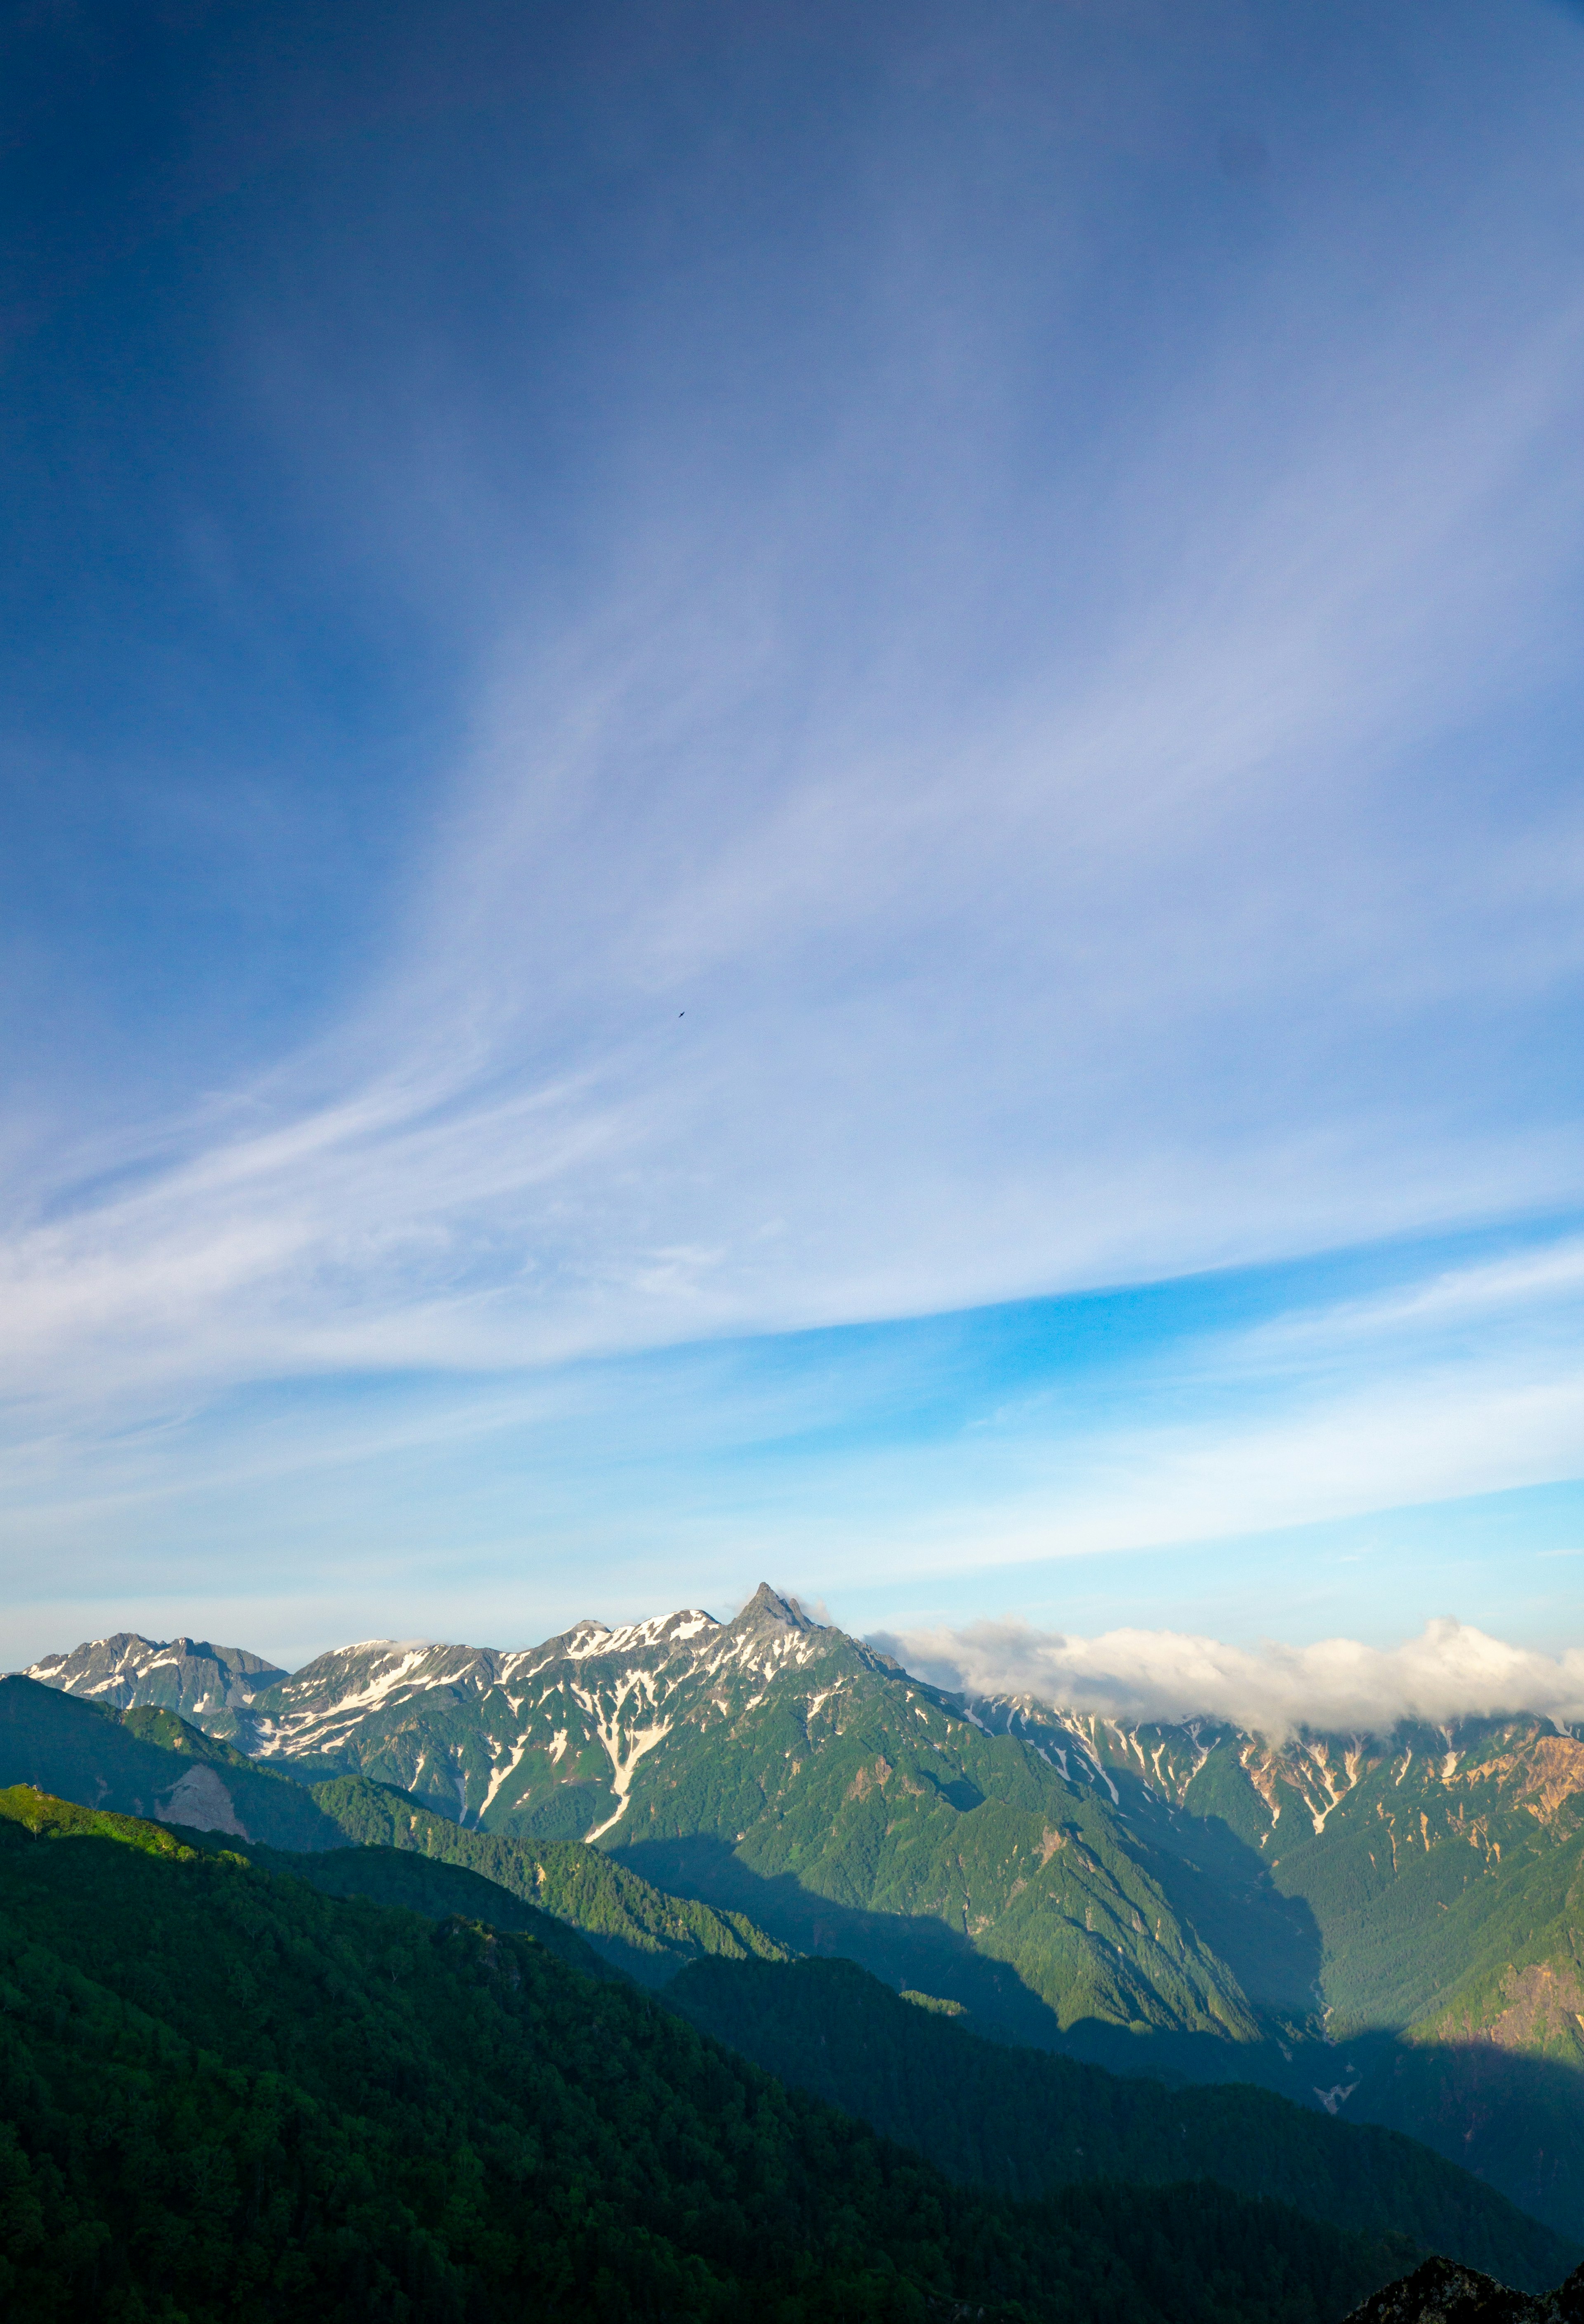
top-left (599, 1608), bottom-right (1257, 2046)
top-left (0, 1788), bottom-right (1417, 2324)
top-left (1041, 1713), bottom-right (1584, 2229)
top-left (309, 1772), bottom-right (791, 1981)
top-left (238, 1838), bottom-right (612, 1974)
top-left (1336, 1838), bottom-right (1584, 2253)
top-left (0, 1678), bottom-right (341, 1853)
top-left (1052, 1712), bottom-right (1584, 2051)
top-left (667, 1955), bottom-right (1576, 2289)
top-left (0, 1677), bottom-right (790, 1984)
top-left (1406, 1837), bottom-right (1584, 2063)
top-left (209, 1824), bottom-right (1584, 2282)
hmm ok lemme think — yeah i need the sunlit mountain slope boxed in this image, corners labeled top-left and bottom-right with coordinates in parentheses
top-left (25, 1586), bottom-right (1584, 2229)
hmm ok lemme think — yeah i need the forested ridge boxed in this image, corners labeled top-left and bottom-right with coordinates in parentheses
top-left (0, 1786), bottom-right (1420, 2324)
top-left (667, 1956), bottom-right (1575, 2288)
top-left (309, 1771), bottom-right (791, 1982)
top-left (231, 1823), bottom-right (1578, 2291)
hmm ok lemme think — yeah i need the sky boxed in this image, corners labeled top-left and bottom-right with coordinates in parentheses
top-left (2, 0), bottom-right (1583, 1699)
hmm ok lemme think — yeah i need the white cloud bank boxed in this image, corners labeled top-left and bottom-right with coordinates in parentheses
top-left (879, 1617), bottom-right (1584, 1737)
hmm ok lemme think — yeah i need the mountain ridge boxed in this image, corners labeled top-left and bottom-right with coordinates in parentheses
top-left (21, 1586), bottom-right (1584, 2231)
top-left (2, 1673), bottom-right (1578, 2286)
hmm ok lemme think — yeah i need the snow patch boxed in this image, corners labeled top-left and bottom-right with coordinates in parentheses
top-left (480, 1739), bottom-right (531, 1818)
top-left (582, 1704), bottom-right (674, 1842)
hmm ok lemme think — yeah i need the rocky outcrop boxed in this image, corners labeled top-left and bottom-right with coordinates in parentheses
top-left (1345, 2257), bottom-right (1584, 2324)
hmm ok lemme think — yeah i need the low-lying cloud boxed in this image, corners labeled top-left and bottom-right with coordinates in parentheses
top-left (876, 1616), bottom-right (1584, 1736)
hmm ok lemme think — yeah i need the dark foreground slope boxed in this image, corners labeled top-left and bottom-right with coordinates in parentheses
top-left (0, 1787), bottom-right (1421, 2324)
top-left (669, 1956), bottom-right (1577, 2291)
top-left (238, 1838), bottom-right (618, 1974)
top-left (205, 1836), bottom-right (1578, 2290)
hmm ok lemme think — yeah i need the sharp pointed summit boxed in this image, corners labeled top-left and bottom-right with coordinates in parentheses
top-left (728, 1583), bottom-right (823, 1637)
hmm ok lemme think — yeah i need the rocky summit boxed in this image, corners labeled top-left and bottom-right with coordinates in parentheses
top-left (25, 1631), bottom-right (286, 1739)
top-left (1343, 2256), bottom-right (1584, 2324)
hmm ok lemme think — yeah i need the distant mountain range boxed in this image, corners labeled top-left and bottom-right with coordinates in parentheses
top-left (19, 1584), bottom-right (1584, 2237)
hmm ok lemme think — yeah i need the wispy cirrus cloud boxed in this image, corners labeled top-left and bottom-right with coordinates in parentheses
top-left (9, 134), bottom-right (1584, 1429)
top-left (2, 0), bottom-right (1583, 1646)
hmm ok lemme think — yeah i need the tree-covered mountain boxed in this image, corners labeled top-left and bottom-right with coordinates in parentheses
top-left (992, 1699), bottom-right (1584, 2047)
top-left (305, 1772), bottom-right (792, 1984)
top-left (2, 1672), bottom-right (1568, 2288)
top-left (23, 1586), bottom-right (1584, 2231)
top-left (983, 1699), bottom-right (1584, 2227)
top-left (0, 1784), bottom-right (1428, 2324)
top-left (194, 1811), bottom-right (1582, 2287)
top-left (665, 1954), bottom-right (1576, 2290)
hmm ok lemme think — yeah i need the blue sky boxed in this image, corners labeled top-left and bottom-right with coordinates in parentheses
top-left (2, 0), bottom-right (1583, 1690)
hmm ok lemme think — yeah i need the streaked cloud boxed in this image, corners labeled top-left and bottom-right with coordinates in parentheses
top-left (1, 0), bottom-right (1582, 1648)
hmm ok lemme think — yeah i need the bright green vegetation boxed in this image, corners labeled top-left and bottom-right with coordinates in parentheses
top-left (309, 1772), bottom-right (791, 1982)
top-left (667, 1955), bottom-right (1577, 2290)
top-left (0, 1788), bottom-right (1423, 2324)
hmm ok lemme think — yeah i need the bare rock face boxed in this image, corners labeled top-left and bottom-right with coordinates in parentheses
top-left (1345, 2257), bottom-right (1584, 2324)
top-left (155, 1762), bottom-right (249, 1839)
top-left (25, 1633), bottom-right (285, 1742)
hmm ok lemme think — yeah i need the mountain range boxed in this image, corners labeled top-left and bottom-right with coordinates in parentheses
top-left (16, 1778), bottom-right (1562, 2324)
top-left (18, 1585), bottom-right (1584, 2239)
